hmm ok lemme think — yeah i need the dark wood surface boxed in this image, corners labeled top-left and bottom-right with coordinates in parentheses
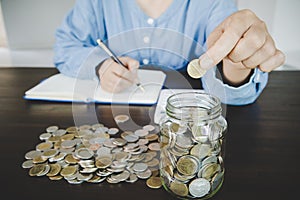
top-left (0, 67), bottom-right (299, 200)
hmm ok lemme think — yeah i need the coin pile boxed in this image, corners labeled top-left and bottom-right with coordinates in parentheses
top-left (160, 122), bottom-right (225, 199)
top-left (21, 121), bottom-right (162, 189)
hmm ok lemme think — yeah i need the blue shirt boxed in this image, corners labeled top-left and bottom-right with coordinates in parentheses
top-left (54, 0), bottom-right (268, 105)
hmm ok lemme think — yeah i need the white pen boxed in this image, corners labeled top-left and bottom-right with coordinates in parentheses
top-left (96, 39), bottom-right (145, 92)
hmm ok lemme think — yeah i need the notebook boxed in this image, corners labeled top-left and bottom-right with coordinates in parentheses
top-left (24, 69), bottom-right (166, 105)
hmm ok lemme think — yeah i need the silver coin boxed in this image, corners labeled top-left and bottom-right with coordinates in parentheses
top-left (53, 129), bottom-right (67, 136)
top-left (103, 139), bottom-right (117, 148)
top-left (75, 148), bottom-right (94, 160)
top-left (67, 179), bottom-right (84, 184)
top-left (107, 128), bottom-right (119, 135)
top-left (46, 125), bottom-right (59, 133)
top-left (143, 125), bottom-right (156, 132)
top-left (134, 129), bottom-right (149, 137)
top-left (61, 140), bottom-right (77, 149)
top-left (202, 155), bottom-right (218, 166)
top-left (112, 138), bottom-right (127, 146)
top-left (136, 169), bottom-right (152, 179)
top-left (95, 127), bottom-right (109, 133)
top-left (175, 134), bottom-right (193, 149)
top-left (22, 160), bottom-right (34, 169)
top-left (123, 134), bottom-right (139, 143)
top-left (190, 143), bottom-right (211, 160)
top-left (77, 173), bottom-right (93, 181)
top-left (137, 139), bottom-right (149, 145)
top-left (189, 178), bottom-right (211, 197)
top-left (133, 163), bottom-right (148, 172)
top-left (112, 170), bottom-right (130, 182)
top-left (25, 150), bottom-right (42, 159)
top-left (126, 173), bottom-right (138, 183)
top-left (39, 133), bottom-right (52, 140)
top-left (96, 147), bottom-right (112, 157)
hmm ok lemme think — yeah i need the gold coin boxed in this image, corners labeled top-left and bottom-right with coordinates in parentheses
top-left (170, 123), bottom-right (179, 133)
top-left (60, 165), bottom-right (77, 177)
top-left (29, 164), bottom-right (46, 176)
top-left (61, 134), bottom-right (75, 141)
top-left (114, 114), bottom-right (130, 123)
top-left (146, 158), bottom-right (160, 167)
top-left (176, 155), bottom-right (199, 176)
top-left (48, 136), bottom-right (61, 143)
top-left (146, 176), bottom-right (162, 189)
top-left (48, 175), bottom-right (63, 181)
top-left (66, 126), bottom-right (79, 133)
top-left (95, 157), bottom-right (112, 169)
top-left (187, 59), bottom-right (207, 79)
top-left (65, 154), bottom-right (79, 164)
top-left (53, 141), bottom-right (62, 149)
top-left (47, 163), bottom-right (62, 177)
top-left (145, 134), bottom-right (159, 142)
top-left (170, 181), bottom-right (189, 197)
top-left (36, 142), bottom-right (53, 151)
top-left (32, 155), bottom-right (47, 164)
top-left (42, 149), bottom-right (59, 159)
top-left (201, 163), bottom-right (220, 180)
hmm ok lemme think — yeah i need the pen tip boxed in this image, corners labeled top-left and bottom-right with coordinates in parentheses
top-left (137, 84), bottom-right (145, 92)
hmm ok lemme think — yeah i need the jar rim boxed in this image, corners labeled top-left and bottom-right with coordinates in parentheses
top-left (166, 92), bottom-right (222, 122)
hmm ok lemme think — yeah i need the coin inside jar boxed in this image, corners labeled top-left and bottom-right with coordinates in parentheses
top-left (187, 59), bottom-right (207, 79)
top-left (176, 155), bottom-right (199, 176)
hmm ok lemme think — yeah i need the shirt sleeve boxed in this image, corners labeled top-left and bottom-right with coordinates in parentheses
top-left (53, 0), bottom-right (108, 80)
top-left (201, 0), bottom-right (269, 105)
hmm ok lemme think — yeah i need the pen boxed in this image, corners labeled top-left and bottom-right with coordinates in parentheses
top-left (96, 39), bottom-right (145, 92)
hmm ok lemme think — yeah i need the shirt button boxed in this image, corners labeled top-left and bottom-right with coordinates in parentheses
top-left (143, 59), bottom-right (149, 65)
top-left (147, 18), bottom-right (154, 25)
top-left (254, 72), bottom-right (260, 82)
top-left (143, 36), bottom-right (150, 44)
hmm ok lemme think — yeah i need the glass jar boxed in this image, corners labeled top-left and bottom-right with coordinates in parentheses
top-left (159, 92), bottom-right (227, 199)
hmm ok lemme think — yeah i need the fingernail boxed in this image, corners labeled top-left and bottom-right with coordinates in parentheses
top-left (200, 53), bottom-right (214, 69)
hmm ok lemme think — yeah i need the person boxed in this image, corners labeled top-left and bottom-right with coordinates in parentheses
top-left (54, 0), bottom-right (285, 105)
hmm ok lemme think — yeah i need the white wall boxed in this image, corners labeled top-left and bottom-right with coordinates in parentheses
top-left (1, 0), bottom-right (76, 49)
top-left (0, 2), bottom-right (7, 47)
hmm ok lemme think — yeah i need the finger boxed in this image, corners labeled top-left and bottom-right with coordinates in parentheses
top-left (119, 57), bottom-right (140, 71)
top-left (111, 63), bottom-right (136, 83)
top-left (200, 10), bottom-right (256, 69)
top-left (228, 20), bottom-right (267, 63)
top-left (258, 50), bottom-right (286, 72)
top-left (242, 35), bottom-right (276, 68)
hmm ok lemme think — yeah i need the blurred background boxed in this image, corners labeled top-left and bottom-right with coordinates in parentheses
top-left (0, 0), bottom-right (299, 70)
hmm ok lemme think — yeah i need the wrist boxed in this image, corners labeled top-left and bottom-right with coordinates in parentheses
top-left (218, 59), bottom-right (253, 87)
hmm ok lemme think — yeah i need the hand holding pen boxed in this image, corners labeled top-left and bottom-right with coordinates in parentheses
top-left (96, 39), bottom-right (145, 93)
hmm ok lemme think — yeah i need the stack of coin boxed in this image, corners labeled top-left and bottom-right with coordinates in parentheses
top-left (22, 122), bottom-right (162, 189)
top-left (160, 122), bottom-right (225, 199)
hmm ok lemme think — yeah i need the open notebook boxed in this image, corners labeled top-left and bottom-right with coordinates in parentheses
top-left (24, 69), bottom-right (166, 105)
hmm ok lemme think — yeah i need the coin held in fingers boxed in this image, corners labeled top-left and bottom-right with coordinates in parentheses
top-left (187, 59), bottom-right (207, 79)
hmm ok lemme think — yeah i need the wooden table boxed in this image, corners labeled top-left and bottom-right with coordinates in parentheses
top-left (0, 68), bottom-right (299, 200)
